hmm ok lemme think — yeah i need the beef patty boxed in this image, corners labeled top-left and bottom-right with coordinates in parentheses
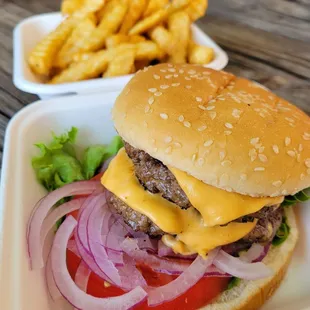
top-left (108, 142), bottom-right (283, 249)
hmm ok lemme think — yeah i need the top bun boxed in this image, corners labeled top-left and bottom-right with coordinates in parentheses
top-left (112, 64), bottom-right (310, 197)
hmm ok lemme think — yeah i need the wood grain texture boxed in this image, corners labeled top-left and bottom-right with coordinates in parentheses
top-left (0, 0), bottom-right (309, 166)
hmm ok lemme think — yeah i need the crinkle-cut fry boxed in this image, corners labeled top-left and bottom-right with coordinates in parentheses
top-left (119, 0), bottom-right (147, 34)
top-left (143, 0), bottom-right (169, 17)
top-left (188, 41), bottom-right (214, 64)
top-left (73, 0), bottom-right (105, 18)
top-left (128, 0), bottom-right (189, 35)
top-left (28, 17), bottom-right (76, 76)
top-left (184, 0), bottom-right (208, 21)
top-left (106, 34), bottom-right (146, 48)
top-left (54, 15), bottom-right (96, 68)
top-left (135, 41), bottom-right (165, 60)
top-left (72, 52), bottom-right (95, 62)
top-left (168, 11), bottom-right (190, 63)
top-left (148, 26), bottom-right (175, 54)
top-left (103, 48), bottom-right (135, 77)
top-left (50, 49), bottom-right (110, 83)
top-left (61, 0), bottom-right (85, 16)
top-left (82, 0), bottom-right (128, 52)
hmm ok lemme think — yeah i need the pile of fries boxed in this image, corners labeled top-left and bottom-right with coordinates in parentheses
top-left (28, 0), bottom-right (213, 84)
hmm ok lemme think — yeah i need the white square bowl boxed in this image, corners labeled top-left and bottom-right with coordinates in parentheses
top-left (1, 92), bottom-right (309, 310)
top-left (13, 12), bottom-right (229, 99)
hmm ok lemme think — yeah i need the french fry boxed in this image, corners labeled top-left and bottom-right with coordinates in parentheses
top-left (106, 34), bottom-right (146, 49)
top-left (143, 0), bottom-right (169, 17)
top-left (128, 0), bottom-right (189, 35)
top-left (188, 41), bottom-right (214, 64)
top-left (103, 48), bottom-right (135, 77)
top-left (148, 26), bottom-right (174, 54)
top-left (50, 49), bottom-right (110, 83)
top-left (168, 11), bottom-right (190, 63)
top-left (119, 0), bottom-right (147, 35)
top-left (82, 0), bottom-right (128, 52)
top-left (73, 0), bottom-right (105, 18)
top-left (61, 0), bottom-right (84, 16)
top-left (72, 52), bottom-right (95, 62)
top-left (54, 15), bottom-right (96, 68)
top-left (28, 18), bottom-right (76, 76)
top-left (184, 0), bottom-right (208, 21)
top-left (135, 41), bottom-right (165, 60)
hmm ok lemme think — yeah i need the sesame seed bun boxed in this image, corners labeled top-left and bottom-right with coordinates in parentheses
top-left (112, 64), bottom-right (310, 197)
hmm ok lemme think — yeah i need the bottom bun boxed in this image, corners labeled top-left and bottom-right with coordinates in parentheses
top-left (205, 207), bottom-right (298, 310)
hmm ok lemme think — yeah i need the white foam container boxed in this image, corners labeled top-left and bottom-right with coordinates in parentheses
top-left (13, 12), bottom-right (229, 99)
top-left (1, 92), bottom-right (309, 309)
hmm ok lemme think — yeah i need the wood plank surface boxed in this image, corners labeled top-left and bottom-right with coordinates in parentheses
top-left (0, 0), bottom-right (309, 166)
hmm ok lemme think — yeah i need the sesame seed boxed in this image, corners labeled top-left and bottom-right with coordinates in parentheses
top-left (259, 154), bottom-right (268, 162)
top-left (208, 99), bottom-right (216, 104)
top-left (160, 113), bottom-right (168, 120)
top-left (272, 145), bottom-right (279, 154)
top-left (188, 70), bottom-right (196, 74)
top-left (198, 105), bottom-right (206, 110)
top-left (185, 85), bottom-right (192, 89)
top-left (167, 63), bottom-right (173, 67)
top-left (287, 150), bottom-right (295, 157)
top-left (154, 92), bottom-right (162, 97)
top-left (148, 96), bottom-right (155, 105)
top-left (303, 133), bottom-right (310, 140)
top-left (178, 115), bottom-right (184, 122)
top-left (198, 125), bottom-right (207, 132)
top-left (185, 77), bottom-right (191, 81)
top-left (172, 83), bottom-right (180, 87)
top-left (164, 136), bottom-right (172, 143)
top-left (249, 148), bottom-right (257, 162)
top-left (221, 160), bottom-right (232, 167)
top-left (219, 151), bottom-right (226, 160)
top-left (196, 97), bottom-right (202, 102)
top-left (232, 109), bottom-right (242, 118)
top-left (300, 173), bottom-right (305, 180)
top-left (204, 140), bottom-right (214, 147)
top-left (145, 106), bottom-right (150, 113)
top-left (225, 122), bottom-right (233, 129)
top-left (209, 111), bottom-right (217, 120)
top-left (165, 146), bottom-right (172, 154)
top-left (179, 69), bottom-right (184, 74)
top-left (192, 153), bottom-right (197, 162)
top-left (160, 69), bottom-right (167, 72)
top-left (160, 84), bottom-right (169, 89)
top-left (297, 154), bottom-right (301, 162)
top-left (218, 97), bottom-right (225, 101)
top-left (250, 137), bottom-right (260, 145)
top-left (299, 144), bottom-right (303, 152)
top-left (258, 146), bottom-right (265, 153)
top-left (281, 190), bottom-right (288, 195)
top-left (285, 117), bottom-right (294, 123)
top-left (165, 75), bottom-right (172, 79)
top-left (184, 121), bottom-right (191, 128)
top-left (153, 74), bottom-right (160, 80)
top-left (168, 68), bottom-right (176, 72)
top-left (285, 137), bottom-right (291, 146)
top-left (206, 106), bottom-right (215, 110)
top-left (240, 174), bottom-right (247, 180)
top-left (148, 88), bottom-right (157, 93)
top-left (173, 74), bottom-right (179, 77)
top-left (174, 142), bottom-right (182, 148)
top-left (198, 158), bottom-right (205, 166)
top-left (305, 158), bottom-right (310, 168)
top-left (254, 167), bottom-right (265, 171)
top-left (224, 130), bottom-right (232, 135)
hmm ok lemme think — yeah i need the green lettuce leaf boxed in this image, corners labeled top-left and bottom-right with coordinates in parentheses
top-left (282, 188), bottom-right (310, 207)
top-left (227, 277), bottom-right (240, 290)
top-left (272, 216), bottom-right (290, 246)
top-left (32, 127), bottom-right (84, 191)
top-left (82, 136), bottom-right (124, 179)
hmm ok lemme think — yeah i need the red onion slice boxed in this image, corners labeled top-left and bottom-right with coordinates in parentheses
top-left (121, 238), bottom-right (190, 275)
top-left (87, 201), bottom-right (123, 286)
top-left (213, 250), bottom-right (273, 280)
top-left (41, 198), bottom-right (86, 245)
top-left (148, 248), bottom-right (219, 306)
top-left (27, 181), bottom-right (102, 269)
top-left (136, 237), bottom-right (158, 253)
top-left (46, 252), bottom-right (61, 301)
top-left (51, 216), bottom-right (147, 310)
top-left (240, 243), bottom-right (265, 263)
top-left (75, 261), bottom-right (91, 291)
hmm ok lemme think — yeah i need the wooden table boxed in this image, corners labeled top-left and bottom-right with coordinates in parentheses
top-left (1, 0), bottom-right (310, 164)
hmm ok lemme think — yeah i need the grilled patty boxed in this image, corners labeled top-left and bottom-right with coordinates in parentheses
top-left (108, 142), bottom-right (283, 248)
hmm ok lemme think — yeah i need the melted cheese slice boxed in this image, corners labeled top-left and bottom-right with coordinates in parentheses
top-left (169, 167), bottom-right (284, 227)
top-left (101, 148), bottom-right (257, 255)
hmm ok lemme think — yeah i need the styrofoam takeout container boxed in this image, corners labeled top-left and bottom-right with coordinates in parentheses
top-left (0, 92), bottom-right (310, 309)
top-left (13, 12), bottom-right (229, 99)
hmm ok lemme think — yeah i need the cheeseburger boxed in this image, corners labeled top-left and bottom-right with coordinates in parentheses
top-left (102, 63), bottom-right (309, 309)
